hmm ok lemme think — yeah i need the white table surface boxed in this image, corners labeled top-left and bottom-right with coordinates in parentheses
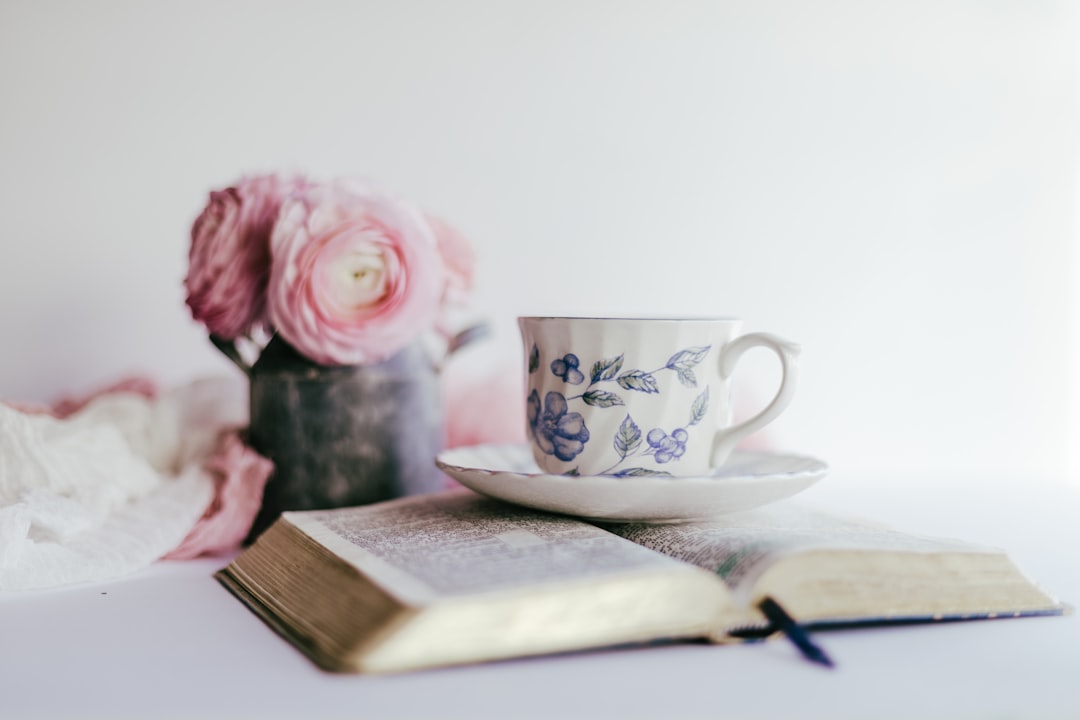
top-left (2, 474), bottom-right (1078, 720)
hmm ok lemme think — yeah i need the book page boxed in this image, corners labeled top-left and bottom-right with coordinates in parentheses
top-left (597, 502), bottom-right (994, 605)
top-left (288, 491), bottom-right (685, 605)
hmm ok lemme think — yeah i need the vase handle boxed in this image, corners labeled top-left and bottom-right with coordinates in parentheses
top-left (445, 322), bottom-right (491, 358)
top-left (210, 335), bottom-right (254, 379)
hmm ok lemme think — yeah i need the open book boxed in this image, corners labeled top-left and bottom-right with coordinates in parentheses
top-left (217, 490), bottom-right (1063, 673)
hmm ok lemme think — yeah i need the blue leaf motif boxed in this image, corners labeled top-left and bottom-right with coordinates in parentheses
top-left (616, 370), bottom-right (659, 394)
top-left (590, 354), bottom-right (624, 383)
top-left (613, 467), bottom-right (675, 477)
top-left (582, 390), bottom-right (624, 408)
top-left (675, 367), bottom-right (697, 388)
top-left (614, 414), bottom-right (642, 458)
top-left (666, 346), bottom-right (711, 371)
top-left (528, 344), bottom-right (540, 374)
top-left (689, 387), bottom-right (710, 426)
top-left (563, 467), bottom-right (581, 477)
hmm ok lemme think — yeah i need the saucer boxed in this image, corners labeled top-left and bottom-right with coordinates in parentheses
top-left (435, 444), bottom-right (828, 523)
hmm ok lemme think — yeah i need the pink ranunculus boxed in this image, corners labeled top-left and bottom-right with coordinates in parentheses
top-left (267, 183), bottom-right (445, 365)
top-left (185, 174), bottom-right (307, 340)
top-left (427, 215), bottom-right (475, 305)
top-left (427, 214), bottom-right (477, 339)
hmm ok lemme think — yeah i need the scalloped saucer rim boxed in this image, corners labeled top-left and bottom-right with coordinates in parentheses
top-left (435, 443), bottom-right (829, 522)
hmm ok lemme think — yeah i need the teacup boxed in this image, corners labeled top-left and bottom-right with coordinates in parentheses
top-left (518, 317), bottom-right (800, 477)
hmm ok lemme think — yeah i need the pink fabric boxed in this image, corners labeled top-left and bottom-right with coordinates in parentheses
top-left (51, 376), bottom-right (159, 418)
top-left (3, 400), bottom-right (51, 415)
top-left (3, 377), bottom-right (159, 417)
top-left (5, 376), bottom-right (273, 560)
top-left (268, 182), bottom-right (444, 365)
top-left (165, 430), bottom-right (273, 559)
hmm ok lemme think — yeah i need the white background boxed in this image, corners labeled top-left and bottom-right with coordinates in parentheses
top-left (0, 0), bottom-right (1076, 484)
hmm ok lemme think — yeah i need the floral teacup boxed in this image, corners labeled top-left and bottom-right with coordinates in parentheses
top-left (518, 317), bottom-right (800, 477)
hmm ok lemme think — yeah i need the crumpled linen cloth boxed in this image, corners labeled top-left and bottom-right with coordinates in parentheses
top-left (0, 377), bottom-right (260, 591)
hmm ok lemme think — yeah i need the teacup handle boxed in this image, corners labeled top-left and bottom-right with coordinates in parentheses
top-left (711, 333), bottom-right (801, 466)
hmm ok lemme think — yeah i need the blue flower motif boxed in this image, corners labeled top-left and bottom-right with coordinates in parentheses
top-left (646, 427), bottom-right (688, 464)
top-left (528, 390), bottom-right (590, 462)
top-left (550, 354), bottom-right (585, 385)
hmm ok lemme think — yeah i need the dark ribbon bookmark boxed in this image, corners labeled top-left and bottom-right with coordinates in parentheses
top-left (758, 597), bottom-right (836, 669)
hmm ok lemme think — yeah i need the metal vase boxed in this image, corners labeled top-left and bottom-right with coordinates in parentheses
top-left (219, 335), bottom-right (445, 540)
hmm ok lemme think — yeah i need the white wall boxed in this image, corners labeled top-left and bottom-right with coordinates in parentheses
top-left (0, 0), bottom-right (1075, 484)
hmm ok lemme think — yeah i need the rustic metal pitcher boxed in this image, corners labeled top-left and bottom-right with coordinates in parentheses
top-left (215, 334), bottom-right (447, 540)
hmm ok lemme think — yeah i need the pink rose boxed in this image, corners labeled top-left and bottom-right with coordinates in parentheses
top-left (185, 174), bottom-right (306, 339)
top-left (267, 183), bottom-right (445, 365)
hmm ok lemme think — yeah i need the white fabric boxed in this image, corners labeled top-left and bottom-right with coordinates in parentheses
top-left (0, 377), bottom-right (247, 591)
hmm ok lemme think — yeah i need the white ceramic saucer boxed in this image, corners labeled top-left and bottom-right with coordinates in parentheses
top-left (435, 444), bottom-right (828, 523)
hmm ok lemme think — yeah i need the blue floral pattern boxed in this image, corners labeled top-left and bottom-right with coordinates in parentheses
top-left (527, 344), bottom-right (714, 475)
top-left (646, 428), bottom-right (689, 464)
top-left (527, 390), bottom-right (591, 462)
top-left (550, 354), bottom-right (585, 385)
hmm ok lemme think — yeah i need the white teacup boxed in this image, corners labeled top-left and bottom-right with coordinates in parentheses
top-left (518, 317), bottom-right (800, 477)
